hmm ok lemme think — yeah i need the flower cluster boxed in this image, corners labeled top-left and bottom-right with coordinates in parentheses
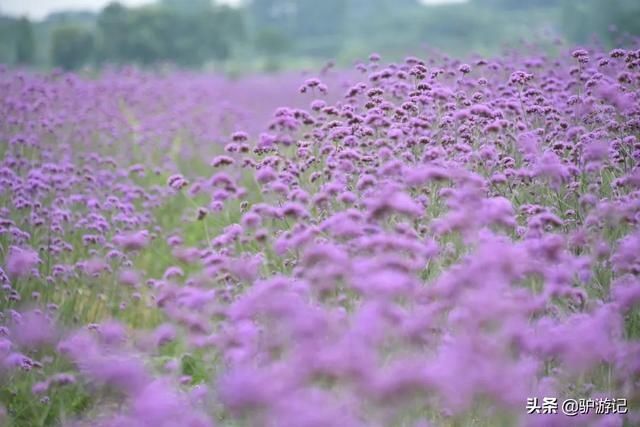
top-left (1, 44), bottom-right (640, 426)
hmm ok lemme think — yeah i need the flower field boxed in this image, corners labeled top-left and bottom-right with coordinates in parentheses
top-left (1, 45), bottom-right (640, 427)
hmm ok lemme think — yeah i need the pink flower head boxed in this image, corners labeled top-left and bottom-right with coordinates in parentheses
top-left (114, 230), bottom-right (150, 251)
top-left (6, 246), bottom-right (39, 278)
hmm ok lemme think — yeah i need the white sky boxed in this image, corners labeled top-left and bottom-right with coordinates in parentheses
top-left (1, 0), bottom-right (466, 20)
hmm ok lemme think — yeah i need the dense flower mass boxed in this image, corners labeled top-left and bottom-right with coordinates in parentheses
top-left (1, 44), bottom-right (640, 427)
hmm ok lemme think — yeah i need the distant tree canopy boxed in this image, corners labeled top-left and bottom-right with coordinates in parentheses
top-left (0, 0), bottom-right (639, 71)
top-left (254, 27), bottom-right (290, 57)
top-left (15, 18), bottom-right (36, 64)
top-left (51, 25), bottom-right (94, 70)
top-left (472, 0), bottom-right (560, 10)
top-left (95, 1), bottom-right (242, 67)
top-left (0, 16), bottom-right (36, 65)
top-left (561, 0), bottom-right (640, 44)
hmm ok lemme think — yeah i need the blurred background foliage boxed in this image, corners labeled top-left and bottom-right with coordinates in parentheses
top-left (0, 0), bottom-right (639, 72)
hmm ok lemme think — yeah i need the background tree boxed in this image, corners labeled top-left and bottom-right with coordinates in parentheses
top-left (0, 16), bottom-right (17, 64)
top-left (96, 2), bottom-right (129, 64)
top-left (50, 25), bottom-right (94, 70)
top-left (1, 0), bottom-right (640, 71)
top-left (14, 17), bottom-right (36, 65)
top-left (561, 0), bottom-right (640, 44)
top-left (472, 0), bottom-right (560, 10)
top-left (94, 1), bottom-right (240, 67)
top-left (255, 26), bottom-right (290, 71)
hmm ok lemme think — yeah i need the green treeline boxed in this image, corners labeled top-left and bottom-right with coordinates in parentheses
top-left (0, 0), bottom-right (638, 71)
